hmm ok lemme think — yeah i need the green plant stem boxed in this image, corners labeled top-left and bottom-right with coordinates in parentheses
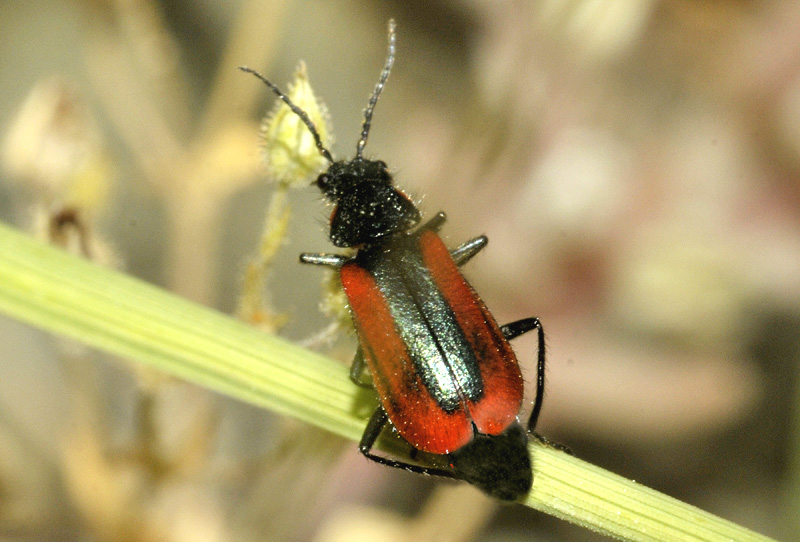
top-left (0, 221), bottom-right (776, 542)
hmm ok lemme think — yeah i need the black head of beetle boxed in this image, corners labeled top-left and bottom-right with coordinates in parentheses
top-left (316, 158), bottom-right (391, 199)
top-left (240, 20), bottom-right (419, 248)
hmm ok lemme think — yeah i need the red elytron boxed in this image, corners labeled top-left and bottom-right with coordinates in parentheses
top-left (340, 227), bottom-right (525, 455)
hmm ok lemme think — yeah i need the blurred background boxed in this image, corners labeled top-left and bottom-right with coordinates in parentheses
top-left (1, 0), bottom-right (799, 540)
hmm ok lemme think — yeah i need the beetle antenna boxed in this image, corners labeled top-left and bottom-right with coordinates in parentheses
top-left (239, 65), bottom-right (334, 164)
top-left (356, 19), bottom-right (396, 159)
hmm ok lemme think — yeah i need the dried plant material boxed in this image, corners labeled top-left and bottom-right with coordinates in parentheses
top-left (2, 78), bottom-right (120, 270)
top-left (318, 268), bottom-right (352, 332)
top-left (61, 423), bottom-right (160, 542)
top-left (181, 122), bottom-right (264, 200)
top-left (611, 227), bottom-right (743, 348)
top-left (2, 78), bottom-right (113, 213)
top-left (236, 187), bottom-right (292, 331)
top-left (314, 485), bottom-right (495, 542)
top-left (238, 64), bottom-right (332, 329)
top-left (538, 0), bottom-right (655, 61)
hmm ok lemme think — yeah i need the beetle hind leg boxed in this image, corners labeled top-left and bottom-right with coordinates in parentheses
top-left (499, 318), bottom-right (545, 433)
top-left (349, 346), bottom-right (374, 388)
top-left (359, 408), bottom-right (456, 478)
top-left (531, 432), bottom-right (573, 455)
top-left (500, 317), bottom-right (541, 341)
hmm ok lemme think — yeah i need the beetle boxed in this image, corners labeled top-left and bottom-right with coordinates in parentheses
top-left (241, 19), bottom-right (547, 501)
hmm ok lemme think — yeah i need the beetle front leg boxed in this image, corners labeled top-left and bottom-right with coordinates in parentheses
top-left (419, 211), bottom-right (447, 232)
top-left (299, 253), bottom-right (348, 267)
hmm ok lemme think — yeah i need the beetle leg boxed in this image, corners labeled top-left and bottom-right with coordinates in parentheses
top-left (419, 211), bottom-right (447, 232)
top-left (349, 346), bottom-right (374, 388)
top-left (500, 318), bottom-right (546, 433)
top-left (450, 235), bottom-right (488, 266)
top-left (531, 432), bottom-right (573, 455)
top-left (299, 253), bottom-right (348, 267)
top-left (499, 317), bottom-right (541, 341)
top-left (359, 408), bottom-right (457, 478)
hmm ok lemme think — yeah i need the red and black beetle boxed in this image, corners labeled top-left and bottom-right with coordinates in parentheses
top-left (242, 19), bottom-right (547, 501)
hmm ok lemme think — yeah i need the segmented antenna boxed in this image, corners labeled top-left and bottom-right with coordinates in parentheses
top-left (239, 66), bottom-right (334, 164)
top-left (356, 19), bottom-right (396, 159)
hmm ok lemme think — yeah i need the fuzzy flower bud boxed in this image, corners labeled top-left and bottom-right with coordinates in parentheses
top-left (261, 62), bottom-right (332, 186)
